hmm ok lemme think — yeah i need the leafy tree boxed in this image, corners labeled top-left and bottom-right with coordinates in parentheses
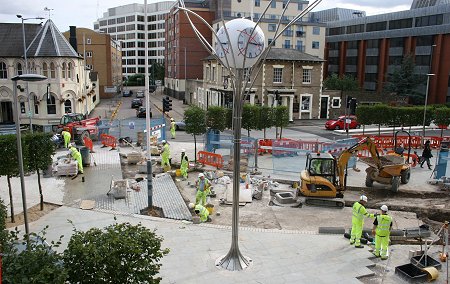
top-left (206, 106), bottom-right (227, 131)
top-left (384, 54), bottom-right (424, 104)
top-left (257, 106), bottom-right (273, 139)
top-left (242, 104), bottom-right (259, 137)
top-left (184, 106), bottom-right (207, 163)
top-left (323, 73), bottom-right (359, 92)
top-left (2, 227), bottom-right (67, 284)
top-left (434, 107), bottom-right (450, 137)
top-left (273, 106), bottom-right (289, 138)
top-left (64, 222), bottom-right (169, 284)
top-left (355, 105), bottom-right (372, 135)
top-left (24, 133), bottom-right (55, 210)
top-left (152, 61), bottom-right (165, 82)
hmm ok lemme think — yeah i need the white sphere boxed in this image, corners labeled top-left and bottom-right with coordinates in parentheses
top-left (214, 18), bottom-right (265, 69)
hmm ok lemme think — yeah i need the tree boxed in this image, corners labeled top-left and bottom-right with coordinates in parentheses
top-left (434, 107), bottom-right (450, 137)
top-left (355, 105), bottom-right (372, 135)
top-left (384, 53), bottom-right (424, 104)
top-left (24, 133), bottom-right (55, 211)
top-left (64, 222), bottom-right (169, 284)
top-left (323, 73), bottom-right (359, 92)
top-left (242, 104), bottom-right (258, 137)
top-left (152, 61), bottom-right (165, 82)
top-left (273, 106), bottom-right (289, 138)
top-left (257, 106), bottom-right (273, 139)
top-left (184, 106), bottom-right (207, 163)
top-left (206, 106), bottom-right (227, 131)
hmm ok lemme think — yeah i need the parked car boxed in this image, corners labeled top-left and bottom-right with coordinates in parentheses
top-left (131, 99), bottom-right (143, 109)
top-left (136, 90), bottom-right (145, 98)
top-left (123, 90), bottom-right (133, 97)
top-left (136, 106), bottom-right (152, 118)
top-left (325, 115), bottom-right (360, 130)
top-left (174, 120), bottom-right (186, 131)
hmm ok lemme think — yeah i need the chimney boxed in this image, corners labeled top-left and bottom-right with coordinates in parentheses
top-left (69, 26), bottom-right (78, 52)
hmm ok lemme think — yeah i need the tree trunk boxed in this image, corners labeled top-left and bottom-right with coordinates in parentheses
top-left (280, 127), bottom-right (283, 139)
top-left (275, 127), bottom-right (278, 139)
top-left (363, 125), bottom-right (365, 135)
top-left (7, 175), bottom-right (15, 223)
top-left (37, 169), bottom-right (43, 211)
top-left (263, 128), bottom-right (266, 139)
top-left (247, 128), bottom-right (250, 138)
top-left (378, 124), bottom-right (381, 136)
top-left (194, 134), bottom-right (197, 164)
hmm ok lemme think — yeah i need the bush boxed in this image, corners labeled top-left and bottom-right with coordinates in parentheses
top-left (64, 222), bottom-right (169, 284)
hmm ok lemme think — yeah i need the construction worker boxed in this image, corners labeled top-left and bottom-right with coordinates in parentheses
top-left (350, 195), bottom-right (376, 248)
top-left (372, 205), bottom-right (393, 260)
top-left (170, 118), bottom-right (176, 139)
top-left (68, 143), bottom-right (83, 174)
top-left (189, 203), bottom-right (211, 222)
top-left (61, 129), bottom-right (71, 148)
top-left (180, 149), bottom-right (189, 179)
top-left (160, 140), bottom-right (171, 171)
top-left (195, 173), bottom-right (210, 206)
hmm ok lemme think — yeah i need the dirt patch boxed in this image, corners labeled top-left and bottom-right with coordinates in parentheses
top-left (6, 203), bottom-right (61, 229)
top-left (140, 206), bottom-right (164, 218)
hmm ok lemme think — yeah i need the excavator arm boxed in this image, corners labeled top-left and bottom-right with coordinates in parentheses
top-left (336, 137), bottom-right (381, 191)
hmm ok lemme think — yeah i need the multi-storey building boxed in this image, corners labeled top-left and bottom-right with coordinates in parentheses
top-left (323, 1), bottom-right (450, 104)
top-left (94, 2), bottom-right (175, 78)
top-left (63, 27), bottom-right (122, 99)
top-left (0, 20), bottom-right (99, 131)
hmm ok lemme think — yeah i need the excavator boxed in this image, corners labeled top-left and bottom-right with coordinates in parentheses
top-left (299, 136), bottom-right (407, 208)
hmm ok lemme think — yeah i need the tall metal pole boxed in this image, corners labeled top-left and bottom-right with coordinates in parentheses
top-left (19, 16), bottom-right (33, 132)
top-left (184, 47), bottom-right (187, 99)
top-left (422, 44), bottom-right (436, 140)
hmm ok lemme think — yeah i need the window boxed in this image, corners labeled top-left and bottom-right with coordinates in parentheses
top-left (86, 38), bottom-right (91, 44)
top-left (34, 95), bottom-right (39, 114)
top-left (366, 56), bottom-right (379, 65)
top-left (0, 62), bottom-right (8, 79)
top-left (62, 62), bottom-right (66, 79)
top-left (20, 102), bottom-right (26, 113)
top-left (312, 41), bottom-right (320, 49)
top-left (366, 21), bottom-right (387, 32)
top-left (389, 37), bottom-right (404, 48)
top-left (64, 100), bottom-right (72, 113)
top-left (415, 14), bottom-right (443, 27)
top-left (389, 18), bottom-right (412, 30)
top-left (346, 24), bottom-right (364, 34)
top-left (298, 2), bottom-right (303, 10)
top-left (50, 62), bottom-right (56, 79)
top-left (273, 68), bottom-right (282, 83)
top-left (329, 27), bottom-right (345, 36)
top-left (332, 98), bottom-right (340, 108)
top-left (42, 63), bottom-right (48, 77)
top-left (301, 96), bottom-right (311, 111)
top-left (86, 51), bottom-right (93, 57)
top-left (68, 63), bottom-right (72, 80)
top-left (312, 27), bottom-right (320, 35)
top-left (255, 0), bottom-right (260, 6)
top-left (283, 40), bottom-right (291, 49)
top-left (416, 35), bottom-right (434, 46)
top-left (367, 39), bottom-right (379, 48)
top-left (126, 15), bottom-right (135, 22)
top-left (271, 1), bottom-right (276, 8)
top-left (16, 63), bottom-right (23, 75)
top-left (107, 18), bottom-right (116, 25)
top-left (47, 94), bottom-right (56, 114)
top-left (302, 69), bottom-right (311, 84)
top-left (268, 24), bottom-right (276, 32)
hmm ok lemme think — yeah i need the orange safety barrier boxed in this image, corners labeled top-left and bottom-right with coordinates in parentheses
top-left (258, 139), bottom-right (273, 154)
top-left (83, 136), bottom-right (94, 152)
top-left (100, 133), bottom-right (117, 150)
top-left (197, 151), bottom-right (223, 169)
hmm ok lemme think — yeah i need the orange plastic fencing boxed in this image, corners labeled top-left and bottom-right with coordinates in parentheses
top-left (83, 136), bottom-right (94, 152)
top-left (352, 135), bottom-right (448, 149)
top-left (258, 139), bottom-right (273, 154)
top-left (100, 134), bottom-right (117, 150)
top-left (197, 151), bottom-right (223, 169)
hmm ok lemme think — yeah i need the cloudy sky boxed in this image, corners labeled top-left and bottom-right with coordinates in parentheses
top-left (0, 0), bottom-right (412, 32)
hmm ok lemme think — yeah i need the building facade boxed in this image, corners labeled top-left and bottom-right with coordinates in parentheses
top-left (94, 2), bottom-right (175, 78)
top-left (323, 2), bottom-right (450, 104)
top-left (63, 27), bottom-right (122, 99)
top-left (0, 20), bottom-right (99, 132)
top-left (190, 48), bottom-right (324, 121)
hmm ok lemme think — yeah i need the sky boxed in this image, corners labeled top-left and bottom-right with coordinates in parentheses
top-left (0, 0), bottom-right (412, 32)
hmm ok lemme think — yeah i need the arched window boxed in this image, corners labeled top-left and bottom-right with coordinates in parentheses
top-left (0, 62), bottom-right (7, 79)
top-left (34, 95), bottom-right (39, 114)
top-left (68, 62), bottom-right (73, 80)
top-left (64, 100), bottom-right (72, 113)
top-left (30, 62), bottom-right (36, 74)
top-left (50, 62), bottom-right (56, 79)
top-left (62, 62), bottom-right (66, 79)
top-left (17, 63), bottom-right (23, 75)
top-left (43, 63), bottom-right (48, 77)
top-left (46, 94), bottom-right (56, 114)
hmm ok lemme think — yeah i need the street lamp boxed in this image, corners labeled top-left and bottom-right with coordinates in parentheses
top-left (12, 74), bottom-right (47, 237)
top-left (422, 44), bottom-right (436, 139)
top-left (16, 14), bottom-right (45, 133)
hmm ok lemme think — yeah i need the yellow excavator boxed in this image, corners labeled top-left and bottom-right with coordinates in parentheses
top-left (299, 136), bottom-right (407, 207)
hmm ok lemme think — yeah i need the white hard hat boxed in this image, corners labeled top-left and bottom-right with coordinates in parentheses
top-left (360, 195), bottom-right (368, 202)
top-left (171, 118), bottom-right (174, 121)
top-left (381, 205), bottom-right (388, 212)
top-left (198, 173), bottom-right (204, 178)
top-left (181, 149), bottom-right (186, 152)
top-left (161, 140), bottom-right (166, 144)
top-left (68, 143), bottom-right (73, 148)
top-left (188, 203), bottom-right (195, 209)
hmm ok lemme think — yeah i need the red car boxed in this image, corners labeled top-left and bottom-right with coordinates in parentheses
top-left (325, 115), bottom-right (360, 130)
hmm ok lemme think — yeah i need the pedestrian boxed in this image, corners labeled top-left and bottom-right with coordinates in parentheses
top-left (195, 173), bottom-right (211, 206)
top-left (170, 118), bottom-right (176, 139)
top-left (372, 205), bottom-right (393, 260)
top-left (420, 140), bottom-right (433, 170)
top-left (189, 203), bottom-right (211, 222)
top-left (160, 140), bottom-right (171, 171)
top-left (68, 143), bottom-right (83, 174)
top-left (61, 129), bottom-right (71, 148)
top-left (180, 149), bottom-right (189, 180)
top-left (350, 195), bottom-right (376, 248)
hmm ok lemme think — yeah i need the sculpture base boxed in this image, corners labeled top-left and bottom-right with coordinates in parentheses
top-left (215, 251), bottom-right (252, 271)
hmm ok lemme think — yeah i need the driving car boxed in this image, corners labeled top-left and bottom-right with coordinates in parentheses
top-left (136, 106), bottom-right (152, 118)
top-left (136, 90), bottom-right (145, 98)
top-left (174, 120), bottom-right (186, 131)
top-left (123, 90), bottom-right (133, 97)
top-left (131, 99), bottom-right (143, 109)
top-left (325, 115), bottom-right (360, 130)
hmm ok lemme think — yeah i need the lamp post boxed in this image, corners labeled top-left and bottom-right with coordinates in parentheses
top-left (16, 15), bottom-right (45, 133)
top-left (12, 74), bottom-right (47, 238)
top-left (422, 44), bottom-right (436, 140)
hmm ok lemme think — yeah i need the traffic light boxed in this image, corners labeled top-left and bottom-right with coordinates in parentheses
top-left (163, 96), bottom-right (172, 112)
top-left (346, 96), bottom-right (353, 109)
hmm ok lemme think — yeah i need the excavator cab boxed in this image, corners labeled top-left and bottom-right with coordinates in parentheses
top-left (307, 153), bottom-right (336, 181)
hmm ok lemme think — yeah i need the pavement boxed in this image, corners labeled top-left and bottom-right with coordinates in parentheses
top-left (4, 94), bottom-right (450, 283)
